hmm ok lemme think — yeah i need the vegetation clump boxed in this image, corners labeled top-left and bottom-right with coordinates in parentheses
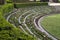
top-left (0, 3), bottom-right (36, 40)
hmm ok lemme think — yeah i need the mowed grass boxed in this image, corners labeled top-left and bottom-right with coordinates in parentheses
top-left (41, 14), bottom-right (60, 39)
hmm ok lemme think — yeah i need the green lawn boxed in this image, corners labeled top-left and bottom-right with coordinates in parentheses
top-left (41, 14), bottom-right (60, 39)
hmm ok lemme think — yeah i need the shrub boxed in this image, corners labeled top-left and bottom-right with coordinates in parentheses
top-left (0, 3), bottom-right (14, 16)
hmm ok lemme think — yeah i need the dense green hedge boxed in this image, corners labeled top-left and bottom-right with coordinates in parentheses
top-left (0, 3), bottom-right (14, 16)
top-left (0, 4), bottom-right (36, 40)
top-left (14, 2), bottom-right (48, 8)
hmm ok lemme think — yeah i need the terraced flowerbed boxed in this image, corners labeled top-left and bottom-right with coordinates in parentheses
top-left (0, 3), bottom-right (38, 40)
top-left (25, 13), bottom-right (44, 39)
top-left (8, 9), bottom-right (32, 35)
top-left (5, 6), bottom-right (56, 40)
top-left (41, 14), bottom-right (60, 39)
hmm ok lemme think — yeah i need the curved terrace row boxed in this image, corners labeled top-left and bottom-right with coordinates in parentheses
top-left (5, 6), bottom-right (57, 40)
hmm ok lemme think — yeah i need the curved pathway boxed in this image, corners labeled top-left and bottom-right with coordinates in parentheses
top-left (6, 9), bottom-right (18, 21)
top-left (23, 10), bottom-right (40, 35)
top-left (18, 10), bottom-right (42, 40)
top-left (23, 10), bottom-right (41, 40)
top-left (18, 10), bottom-right (32, 35)
top-left (7, 9), bottom-right (30, 35)
top-left (18, 10), bottom-right (37, 35)
top-left (18, 10), bottom-right (31, 23)
top-left (34, 14), bottom-right (57, 40)
top-left (23, 13), bottom-right (34, 35)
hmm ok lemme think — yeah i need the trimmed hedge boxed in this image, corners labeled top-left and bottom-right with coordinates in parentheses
top-left (14, 2), bottom-right (48, 8)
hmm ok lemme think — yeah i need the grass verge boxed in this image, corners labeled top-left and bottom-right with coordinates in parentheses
top-left (41, 14), bottom-right (60, 39)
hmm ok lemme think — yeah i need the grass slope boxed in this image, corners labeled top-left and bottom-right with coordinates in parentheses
top-left (41, 14), bottom-right (60, 39)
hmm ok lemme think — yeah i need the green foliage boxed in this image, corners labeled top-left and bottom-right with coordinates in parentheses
top-left (0, 4), bottom-right (36, 40)
top-left (1, 3), bottom-right (14, 16)
top-left (14, 2), bottom-right (48, 8)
